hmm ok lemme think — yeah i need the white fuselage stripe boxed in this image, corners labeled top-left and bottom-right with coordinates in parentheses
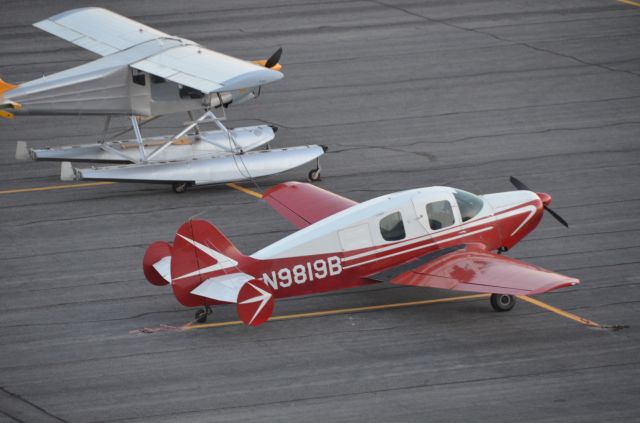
top-left (342, 204), bottom-right (535, 267)
top-left (509, 205), bottom-right (537, 236)
top-left (342, 226), bottom-right (493, 270)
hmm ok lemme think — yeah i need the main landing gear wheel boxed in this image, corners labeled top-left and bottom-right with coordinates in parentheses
top-left (172, 182), bottom-right (189, 193)
top-left (308, 168), bottom-right (321, 182)
top-left (195, 307), bottom-right (211, 324)
top-left (490, 294), bottom-right (516, 312)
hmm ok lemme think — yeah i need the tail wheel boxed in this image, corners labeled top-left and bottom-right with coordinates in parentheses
top-left (490, 294), bottom-right (516, 312)
top-left (195, 308), bottom-right (210, 324)
top-left (172, 182), bottom-right (189, 193)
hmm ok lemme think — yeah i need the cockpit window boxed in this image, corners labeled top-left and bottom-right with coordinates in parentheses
top-left (379, 212), bottom-right (406, 241)
top-left (454, 190), bottom-right (484, 222)
top-left (132, 70), bottom-right (146, 86)
top-left (426, 200), bottom-right (455, 230)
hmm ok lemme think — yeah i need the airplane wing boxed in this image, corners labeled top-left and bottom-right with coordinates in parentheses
top-left (262, 182), bottom-right (358, 229)
top-left (386, 244), bottom-right (579, 295)
top-left (35, 8), bottom-right (283, 94)
top-left (131, 46), bottom-right (282, 94)
top-left (34, 7), bottom-right (169, 56)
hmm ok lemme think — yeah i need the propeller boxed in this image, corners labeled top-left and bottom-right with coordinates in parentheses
top-left (509, 176), bottom-right (569, 228)
top-left (264, 47), bottom-right (283, 69)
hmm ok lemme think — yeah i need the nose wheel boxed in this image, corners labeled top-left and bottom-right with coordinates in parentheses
top-left (194, 306), bottom-right (212, 323)
top-left (490, 294), bottom-right (516, 312)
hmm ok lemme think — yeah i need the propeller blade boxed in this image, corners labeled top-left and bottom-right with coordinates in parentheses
top-left (509, 175), bottom-right (531, 191)
top-left (544, 205), bottom-right (569, 228)
top-left (265, 47), bottom-right (283, 69)
top-left (509, 176), bottom-right (570, 228)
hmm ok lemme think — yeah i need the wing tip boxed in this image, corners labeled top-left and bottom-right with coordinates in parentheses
top-left (262, 181), bottom-right (305, 199)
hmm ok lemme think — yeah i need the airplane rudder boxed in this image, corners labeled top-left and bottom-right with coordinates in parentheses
top-left (186, 219), bottom-right (244, 260)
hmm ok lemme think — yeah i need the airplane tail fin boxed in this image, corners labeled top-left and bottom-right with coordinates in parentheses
top-left (0, 78), bottom-right (17, 95)
top-left (144, 219), bottom-right (275, 326)
top-left (171, 219), bottom-right (255, 307)
top-left (0, 79), bottom-right (21, 119)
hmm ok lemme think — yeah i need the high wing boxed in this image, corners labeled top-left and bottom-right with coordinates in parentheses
top-left (386, 244), bottom-right (579, 295)
top-left (262, 182), bottom-right (358, 229)
top-left (34, 7), bottom-right (170, 56)
top-left (34, 7), bottom-right (283, 94)
top-left (131, 46), bottom-right (281, 94)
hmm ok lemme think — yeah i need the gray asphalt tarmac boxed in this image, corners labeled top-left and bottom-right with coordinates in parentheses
top-left (1, 1), bottom-right (639, 422)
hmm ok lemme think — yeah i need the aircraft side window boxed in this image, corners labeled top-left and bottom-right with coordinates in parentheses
top-left (453, 190), bottom-right (484, 222)
top-left (379, 212), bottom-right (406, 241)
top-left (131, 70), bottom-right (146, 86)
top-left (426, 200), bottom-right (454, 230)
top-left (179, 85), bottom-right (205, 99)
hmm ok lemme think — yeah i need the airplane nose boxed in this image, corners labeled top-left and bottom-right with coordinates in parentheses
top-left (536, 192), bottom-right (552, 206)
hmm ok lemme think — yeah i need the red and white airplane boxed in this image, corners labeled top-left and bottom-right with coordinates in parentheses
top-left (143, 177), bottom-right (579, 326)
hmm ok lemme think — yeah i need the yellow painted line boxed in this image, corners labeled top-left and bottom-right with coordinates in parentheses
top-left (226, 182), bottom-right (263, 199)
top-left (184, 293), bottom-right (610, 331)
top-left (183, 293), bottom-right (489, 330)
top-left (519, 295), bottom-right (602, 328)
top-left (618, 0), bottom-right (640, 7)
top-left (0, 181), bottom-right (115, 195)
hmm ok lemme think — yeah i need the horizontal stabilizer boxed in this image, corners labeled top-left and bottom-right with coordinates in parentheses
top-left (152, 256), bottom-right (172, 284)
top-left (191, 273), bottom-right (254, 303)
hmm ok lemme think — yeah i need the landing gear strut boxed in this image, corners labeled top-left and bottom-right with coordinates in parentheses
top-left (308, 155), bottom-right (322, 182)
top-left (195, 306), bottom-right (212, 323)
top-left (490, 294), bottom-right (516, 312)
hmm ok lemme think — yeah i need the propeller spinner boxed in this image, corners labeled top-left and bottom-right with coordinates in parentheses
top-left (509, 176), bottom-right (569, 228)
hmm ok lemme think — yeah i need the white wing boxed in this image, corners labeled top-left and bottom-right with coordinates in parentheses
top-left (34, 7), bottom-right (170, 56)
top-left (132, 45), bottom-right (283, 94)
top-left (34, 7), bottom-right (283, 94)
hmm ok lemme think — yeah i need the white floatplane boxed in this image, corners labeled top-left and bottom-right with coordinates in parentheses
top-left (1, 8), bottom-right (325, 192)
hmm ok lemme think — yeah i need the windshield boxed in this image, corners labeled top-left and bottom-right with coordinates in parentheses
top-left (453, 189), bottom-right (484, 222)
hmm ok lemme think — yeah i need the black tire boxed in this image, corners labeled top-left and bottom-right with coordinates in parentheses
top-left (172, 182), bottom-right (189, 193)
top-left (195, 309), bottom-right (208, 323)
top-left (308, 168), bottom-right (321, 181)
top-left (490, 294), bottom-right (516, 312)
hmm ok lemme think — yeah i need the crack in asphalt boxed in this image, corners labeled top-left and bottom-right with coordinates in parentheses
top-left (372, 0), bottom-right (640, 79)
